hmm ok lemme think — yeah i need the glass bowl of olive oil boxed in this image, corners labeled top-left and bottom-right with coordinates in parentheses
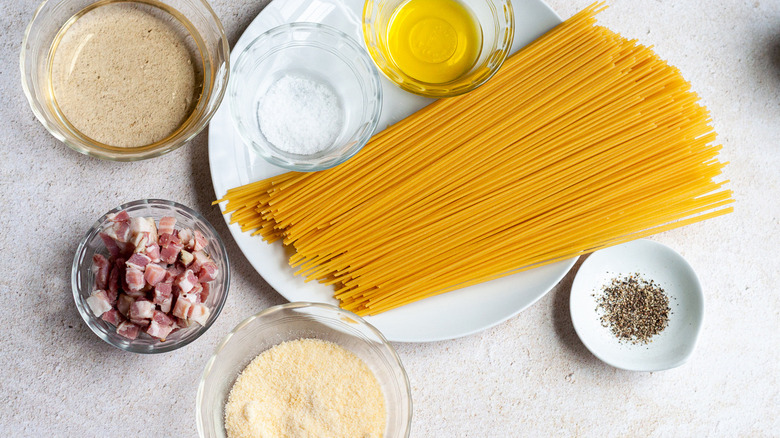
top-left (363, 0), bottom-right (514, 97)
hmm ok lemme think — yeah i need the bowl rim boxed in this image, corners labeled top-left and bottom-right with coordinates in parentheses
top-left (228, 22), bottom-right (384, 172)
top-left (196, 301), bottom-right (413, 437)
top-left (19, 0), bottom-right (231, 161)
top-left (71, 198), bottom-right (231, 354)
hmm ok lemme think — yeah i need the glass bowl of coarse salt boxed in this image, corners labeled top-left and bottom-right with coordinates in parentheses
top-left (21, 0), bottom-right (229, 161)
top-left (228, 23), bottom-right (383, 172)
top-left (196, 302), bottom-right (412, 438)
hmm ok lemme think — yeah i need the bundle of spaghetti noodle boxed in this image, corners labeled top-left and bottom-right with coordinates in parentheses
top-left (216, 4), bottom-right (733, 316)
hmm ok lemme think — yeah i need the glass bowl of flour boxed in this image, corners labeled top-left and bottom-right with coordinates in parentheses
top-left (196, 302), bottom-right (412, 437)
top-left (229, 23), bottom-right (383, 172)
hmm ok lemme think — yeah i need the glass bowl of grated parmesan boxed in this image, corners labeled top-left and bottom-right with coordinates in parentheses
top-left (229, 23), bottom-right (383, 172)
top-left (197, 302), bottom-right (412, 438)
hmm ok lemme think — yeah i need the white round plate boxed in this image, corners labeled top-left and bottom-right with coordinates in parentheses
top-left (208, 0), bottom-right (576, 342)
top-left (570, 239), bottom-right (704, 371)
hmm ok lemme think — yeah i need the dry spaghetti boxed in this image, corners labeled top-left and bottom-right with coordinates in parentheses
top-left (215, 4), bottom-right (733, 316)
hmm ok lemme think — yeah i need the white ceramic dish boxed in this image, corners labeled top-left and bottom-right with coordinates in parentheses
top-left (570, 239), bottom-right (704, 371)
top-left (208, 0), bottom-right (575, 342)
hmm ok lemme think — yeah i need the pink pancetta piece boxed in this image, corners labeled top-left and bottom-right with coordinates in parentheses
top-left (125, 267), bottom-right (145, 292)
top-left (172, 297), bottom-right (193, 320)
top-left (189, 303), bottom-right (210, 326)
top-left (101, 308), bottom-right (123, 326)
top-left (159, 232), bottom-right (180, 247)
top-left (179, 250), bottom-right (194, 267)
top-left (175, 269), bottom-right (198, 293)
top-left (92, 254), bottom-right (110, 290)
top-left (198, 262), bottom-right (218, 283)
top-left (147, 310), bottom-right (176, 340)
top-left (159, 296), bottom-right (173, 314)
top-left (108, 265), bottom-right (120, 298)
top-left (116, 321), bottom-right (140, 340)
top-left (189, 283), bottom-right (203, 301)
top-left (189, 250), bottom-right (211, 274)
top-left (107, 210), bottom-right (130, 223)
top-left (199, 283), bottom-right (210, 303)
top-left (99, 232), bottom-right (121, 258)
top-left (86, 290), bottom-right (112, 317)
top-left (178, 228), bottom-right (194, 249)
top-left (159, 242), bottom-right (184, 265)
top-left (126, 253), bottom-right (151, 271)
top-left (145, 243), bottom-right (161, 263)
top-left (192, 230), bottom-right (208, 252)
top-left (144, 263), bottom-right (167, 286)
top-left (112, 220), bottom-right (131, 244)
top-left (130, 217), bottom-right (158, 244)
top-left (153, 282), bottom-right (173, 305)
top-left (130, 318), bottom-right (150, 329)
top-left (117, 294), bottom-right (134, 317)
top-left (158, 217), bottom-right (177, 236)
top-left (129, 299), bottom-right (154, 320)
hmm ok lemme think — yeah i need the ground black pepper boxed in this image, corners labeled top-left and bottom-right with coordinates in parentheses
top-left (593, 273), bottom-right (671, 344)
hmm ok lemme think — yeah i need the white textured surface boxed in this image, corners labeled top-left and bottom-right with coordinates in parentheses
top-left (1, 0), bottom-right (779, 436)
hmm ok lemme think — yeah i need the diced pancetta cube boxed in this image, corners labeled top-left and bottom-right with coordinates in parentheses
top-left (159, 296), bottom-right (173, 314)
top-left (153, 282), bottom-right (173, 304)
top-left (112, 220), bottom-right (131, 243)
top-left (129, 299), bottom-right (154, 320)
top-left (125, 267), bottom-right (145, 292)
top-left (130, 318), bottom-right (150, 329)
top-left (199, 282), bottom-right (210, 303)
top-left (92, 254), bottom-right (110, 290)
top-left (145, 243), bottom-right (161, 263)
top-left (172, 297), bottom-right (193, 320)
top-left (192, 230), bottom-right (208, 252)
top-left (190, 250), bottom-right (211, 273)
top-left (107, 210), bottom-right (130, 223)
top-left (130, 217), bottom-right (158, 244)
top-left (179, 250), bottom-right (194, 266)
top-left (159, 232), bottom-right (180, 246)
top-left (178, 228), bottom-right (193, 249)
top-left (126, 253), bottom-right (151, 271)
top-left (160, 242), bottom-right (183, 265)
top-left (198, 262), bottom-right (219, 283)
top-left (117, 294), bottom-right (134, 317)
top-left (132, 231), bottom-right (151, 253)
top-left (108, 265), bottom-right (120, 297)
top-left (144, 263), bottom-right (167, 286)
top-left (99, 232), bottom-right (121, 258)
top-left (158, 216), bottom-right (177, 236)
top-left (146, 310), bottom-right (176, 340)
top-left (179, 292), bottom-right (198, 304)
top-left (101, 308), bottom-right (124, 326)
top-left (86, 290), bottom-right (112, 317)
top-left (175, 269), bottom-right (198, 293)
top-left (189, 303), bottom-right (210, 326)
top-left (116, 321), bottom-right (140, 340)
top-left (189, 283), bottom-right (203, 300)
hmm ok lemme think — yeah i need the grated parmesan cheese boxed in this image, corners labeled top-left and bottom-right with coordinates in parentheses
top-left (224, 338), bottom-right (386, 438)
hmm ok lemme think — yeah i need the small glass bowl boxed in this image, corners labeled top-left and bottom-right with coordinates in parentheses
top-left (363, 0), bottom-right (514, 97)
top-left (72, 199), bottom-right (230, 353)
top-left (20, 0), bottom-right (229, 161)
top-left (196, 302), bottom-right (412, 437)
top-left (229, 23), bottom-right (383, 172)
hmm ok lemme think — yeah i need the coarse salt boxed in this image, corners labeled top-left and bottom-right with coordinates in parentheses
top-left (257, 74), bottom-right (343, 155)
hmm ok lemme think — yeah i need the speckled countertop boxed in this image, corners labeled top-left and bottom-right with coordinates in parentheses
top-left (1, 0), bottom-right (778, 436)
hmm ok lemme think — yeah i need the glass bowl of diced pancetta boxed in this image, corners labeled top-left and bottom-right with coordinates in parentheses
top-left (72, 199), bottom-right (230, 353)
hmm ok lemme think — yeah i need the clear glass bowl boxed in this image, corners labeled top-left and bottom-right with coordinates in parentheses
top-left (363, 0), bottom-right (514, 97)
top-left (20, 0), bottom-right (229, 161)
top-left (72, 199), bottom-right (230, 353)
top-left (229, 23), bottom-right (383, 172)
top-left (196, 302), bottom-right (412, 437)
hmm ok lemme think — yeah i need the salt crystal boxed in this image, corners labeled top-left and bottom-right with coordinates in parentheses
top-left (257, 74), bottom-right (343, 155)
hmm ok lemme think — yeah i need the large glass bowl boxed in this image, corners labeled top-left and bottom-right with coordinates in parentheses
top-left (71, 199), bottom-right (230, 353)
top-left (197, 302), bottom-right (412, 437)
top-left (20, 0), bottom-right (229, 161)
top-left (363, 0), bottom-right (514, 97)
top-left (229, 23), bottom-right (383, 172)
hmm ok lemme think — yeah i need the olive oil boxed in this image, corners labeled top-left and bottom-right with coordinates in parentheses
top-left (385, 0), bottom-right (482, 84)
